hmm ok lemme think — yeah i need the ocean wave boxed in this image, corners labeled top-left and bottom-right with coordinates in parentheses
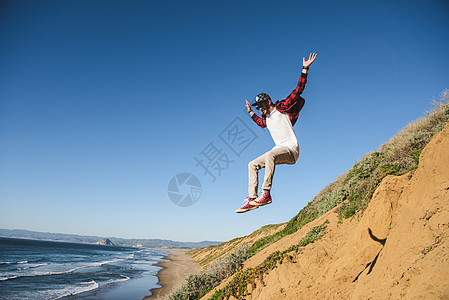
top-left (119, 253), bottom-right (135, 261)
top-left (0, 260), bottom-right (28, 265)
top-left (71, 258), bottom-right (123, 273)
top-left (52, 280), bottom-right (99, 300)
top-left (0, 258), bottom-right (44, 266)
top-left (0, 268), bottom-right (79, 282)
top-left (80, 279), bottom-right (98, 285)
top-left (16, 263), bottom-right (48, 270)
top-left (52, 276), bottom-right (129, 300)
top-left (118, 274), bottom-right (131, 282)
top-left (0, 275), bottom-right (19, 281)
top-left (105, 274), bottom-right (131, 284)
top-left (0, 259), bottom-right (125, 282)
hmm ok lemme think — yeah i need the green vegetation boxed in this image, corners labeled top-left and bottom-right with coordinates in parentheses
top-left (290, 90), bottom-right (449, 221)
top-left (248, 202), bottom-right (318, 256)
top-left (335, 90), bottom-right (449, 219)
top-left (168, 245), bottom-right (250, 300)
top-left (188, 224), bottom-right (283, 267)
top-left (209, 221), bottom-right (328, 300)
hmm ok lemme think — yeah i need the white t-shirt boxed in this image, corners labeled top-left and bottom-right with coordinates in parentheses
top-left (266, 108), bottom-right (299, 160)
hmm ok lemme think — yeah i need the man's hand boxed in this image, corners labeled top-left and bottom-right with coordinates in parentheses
top-left (245, 100), bottom-right (254, 114)
top-left (303, 53), bottom-right (317, 69)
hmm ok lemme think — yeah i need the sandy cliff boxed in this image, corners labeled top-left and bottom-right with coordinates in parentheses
top-left (204, 121), bottom-right (449, 299)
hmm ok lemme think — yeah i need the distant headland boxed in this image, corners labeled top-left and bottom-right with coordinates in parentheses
top-left (0, 228), bottom-right (221, 249)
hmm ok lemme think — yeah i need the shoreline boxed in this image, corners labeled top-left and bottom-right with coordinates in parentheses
top-left (144, 248), bottom-right (202, 300)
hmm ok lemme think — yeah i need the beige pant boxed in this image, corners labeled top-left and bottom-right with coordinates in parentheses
top-left (248, 146), bottom-right (297, 198)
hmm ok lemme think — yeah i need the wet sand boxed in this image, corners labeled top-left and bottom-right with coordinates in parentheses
top-left (144, 248), bottom-right (202, 300)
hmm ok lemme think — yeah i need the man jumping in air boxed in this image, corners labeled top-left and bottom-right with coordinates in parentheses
top-left (236, 53), bottom-right (317, 213)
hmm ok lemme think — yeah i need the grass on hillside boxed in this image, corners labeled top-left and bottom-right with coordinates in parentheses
top-left (169, 221), bottom-right (328, 300)
top-left (168, 245), bottom-right (251, 300)
top-left (188, 224), bottom-right (283, 267)
top-left (209, 221), bottom-right (329, 300)
top-left (332, 89), bottom-right (449, 218)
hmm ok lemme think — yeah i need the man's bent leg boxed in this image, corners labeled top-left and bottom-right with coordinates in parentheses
top-left (261, 147), bottom-right (296, 191)
top-left (248, 153), bottom-right (266, 198)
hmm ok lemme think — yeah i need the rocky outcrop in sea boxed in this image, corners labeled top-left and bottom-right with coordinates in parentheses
top-left (96, 238), bottom-right (114, 246)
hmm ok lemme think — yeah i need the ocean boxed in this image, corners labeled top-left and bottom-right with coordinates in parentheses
top-left (0, 237), bottom-right (167, 300)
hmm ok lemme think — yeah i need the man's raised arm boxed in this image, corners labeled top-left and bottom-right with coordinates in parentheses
top-left (278, 53), bottom-right (317, 107)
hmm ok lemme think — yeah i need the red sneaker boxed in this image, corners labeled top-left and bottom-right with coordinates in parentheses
top-left (235, 197), bottom-right (257, 213)
top-left (249, 190), bottom-right (272, 207)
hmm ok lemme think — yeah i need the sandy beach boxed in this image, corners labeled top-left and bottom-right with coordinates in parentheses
top-left (144, 248), bottom-right (202, 300)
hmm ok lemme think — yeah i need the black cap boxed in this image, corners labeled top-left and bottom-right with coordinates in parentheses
top-left (252, 93), bottom-right (271, 106)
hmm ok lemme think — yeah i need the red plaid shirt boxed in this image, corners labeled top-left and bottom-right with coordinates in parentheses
top-left (251, 72), bottom-right (307, 128)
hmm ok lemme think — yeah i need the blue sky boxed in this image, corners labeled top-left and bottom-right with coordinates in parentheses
top-left (1, 0), bottom-right (448, 242)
